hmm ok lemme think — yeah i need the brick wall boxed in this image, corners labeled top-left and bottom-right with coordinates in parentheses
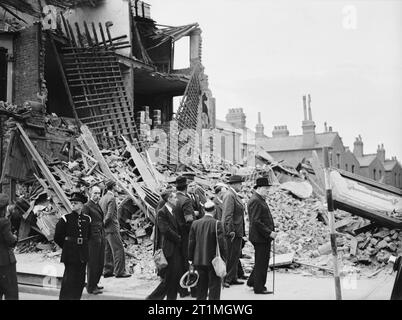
top-left (13, 24), bottom-right (41, 105)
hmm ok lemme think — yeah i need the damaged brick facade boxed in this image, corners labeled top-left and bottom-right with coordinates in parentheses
top-left (13, 23), bottom-right (43, 105)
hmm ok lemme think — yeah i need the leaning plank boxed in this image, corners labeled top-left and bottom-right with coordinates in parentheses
top-left (16, 124), bottom-right (72, 212)
top-left (122, 136), bottom-right (158, 190)
top-left (311, 150), bottom-right (325, 190)
top-left (80, 125), bottom-right (155, 221)
top-left (80, 125), bottom-right (115, 180)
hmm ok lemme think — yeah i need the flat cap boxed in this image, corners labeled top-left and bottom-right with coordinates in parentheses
top-left (204, 200), bottom-right (215, 212)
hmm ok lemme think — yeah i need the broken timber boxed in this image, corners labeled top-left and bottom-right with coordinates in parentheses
top-left (80, 125), bottom-right (155, 222)
top-left (16, 124), bottom-right (73, 212)
top-left (122, 136), bottom-right (158, 190)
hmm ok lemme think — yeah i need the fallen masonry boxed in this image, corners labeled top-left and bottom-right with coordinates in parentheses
top-left (1, 103), bottom-right (402, 280)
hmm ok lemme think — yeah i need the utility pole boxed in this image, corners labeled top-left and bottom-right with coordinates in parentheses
top-left (323, 147), bottom-right (342, 300)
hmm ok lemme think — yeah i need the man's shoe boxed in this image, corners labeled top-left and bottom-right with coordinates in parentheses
top-left (230, 280), bottom-right (244, 285)
top-left (115, 273), bottom-right (131, 278)
top-left (103, 273), bottom-right (114, 278)
top-left (254, 290), bottom-right (273, 295)
top-left (223, 282), bottom-right (230, 288)
top-left (87, 288), bottom-right (103, 295)
top-left (97, 285), bottom-right (104, 290)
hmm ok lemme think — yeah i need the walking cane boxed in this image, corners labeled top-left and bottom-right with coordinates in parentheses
top-left (272, 239), bottom-right (275, 295)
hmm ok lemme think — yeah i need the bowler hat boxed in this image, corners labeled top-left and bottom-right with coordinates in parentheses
top-left (227, 175), bottom-right (243, 184)
top-left (254, 177), bottom-right (271, 189)
top-left (105, 179), bottom-right (116, 189)
top-left (182, 172), bottom-right (196, 181)
top-left (70, 192), bottom-right (88, 204)
top-left (0, 193), bottom-right (9, 209)
top-left (175, 176), bottom-right (187, 187)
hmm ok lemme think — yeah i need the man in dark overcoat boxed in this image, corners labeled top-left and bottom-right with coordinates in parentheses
top-left (246, 177), bottom-right (277, 294)
top-left (188, 201), bottom-right (226, 300)
top-left (221, 175), bottom-right (246, 287)
top-left (146, 191), bottom-right (183, 300)
top-left (173, 176), bottom-right (196, 297)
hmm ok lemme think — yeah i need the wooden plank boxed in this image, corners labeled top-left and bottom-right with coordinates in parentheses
top-left (83, 21), bottom-right (94, 47)
top-left (353, 222), bottom-right (377, 235)
top-left (80, 125), bottom-right (151, 217)
top-left (349, 237), bottom-right (358, 256)
top-left (74, 94), bottom-right (130, 105)
top-left (80, 125), bottom-right (115, 179)
top-left (69, 80), bottom-right (124, 87)
top-left (334, 217), bottom-right (354, 230)
top-left (16, 124), bottom-right (72, 212)
top-left (68, 76), bottom-right (123, 83)
top-left (311, 150), bottom-right (325, 190)
top-left (294, 260), bottom-right (334, 274)
top-left (91, 22), bottom-right (99, 45)
top-left (122, 136), bottom-right (158, 191)
top-left (269, 252), bottom-right (295, 268)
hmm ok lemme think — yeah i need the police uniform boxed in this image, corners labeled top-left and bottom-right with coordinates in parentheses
top-left (54, 194), bottom-right (91, 300)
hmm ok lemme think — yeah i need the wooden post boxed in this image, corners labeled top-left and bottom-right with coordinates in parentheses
top-left (323, 147), bottom-right (342, 300)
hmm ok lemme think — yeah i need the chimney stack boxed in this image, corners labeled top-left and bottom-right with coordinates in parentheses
top-left (255, 112), bottom-right (265, 138)
top-left (353, 135), bottom-right (364, 158)
top-left (308, 94), bottom-right (312, 120)
top-left (324, 122), bottom-right (328, 132)
top-left (272, 125), bottom-right (290, 138)
top-left (377, 143), bottom-right (385, 164)
top-left (225, 108), bottom-right (246, 129)
top-left (302, 94), bottom-right (316, 147)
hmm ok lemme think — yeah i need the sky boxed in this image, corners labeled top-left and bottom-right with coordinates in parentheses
top-left (151, 0), bottom-right (402, 161)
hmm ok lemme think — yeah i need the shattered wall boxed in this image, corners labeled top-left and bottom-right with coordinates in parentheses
top-left (13, 24), bottom-right (42, 105)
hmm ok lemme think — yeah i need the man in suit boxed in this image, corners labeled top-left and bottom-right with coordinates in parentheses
top-left (213, 183), bottom-right (228, 222)
top-left (188, 201), bottom-right (226, 300)
top-left (146, 191), bottom-right (183, 300)
top-left (188, 182), bottom-right (204, 220)
top-left (246, 177), bottom-right (277, 294)
top-left (0, 193), bottom-right (18, 300)
top-left (173, 176), bottom-right (196, 297)
top-left (221, 175), bottom-right (245, 288)
top-left (54, 192), bottom-right (91, 300)
top-left (82, 186), bottom-right (105, 294)
top-left (99, 180), bottom-right (131, 278)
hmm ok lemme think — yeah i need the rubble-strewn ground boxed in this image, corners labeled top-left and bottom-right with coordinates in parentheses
top-left (17, 185), bottom-right (401, 281)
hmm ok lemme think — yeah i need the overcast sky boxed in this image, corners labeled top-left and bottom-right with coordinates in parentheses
top-left (151, 0), bottom-right (402, 161)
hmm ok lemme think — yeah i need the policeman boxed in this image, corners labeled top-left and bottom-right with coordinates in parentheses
top-left (0, 193), bottom-right (18, 300)
top-left (54, 192), bottom-right (91, 300)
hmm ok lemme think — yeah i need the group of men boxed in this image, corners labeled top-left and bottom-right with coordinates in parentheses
top-left (53, 179), bottom-right (131, 300)
top-left (147, 173), bottom-right (277, 300)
